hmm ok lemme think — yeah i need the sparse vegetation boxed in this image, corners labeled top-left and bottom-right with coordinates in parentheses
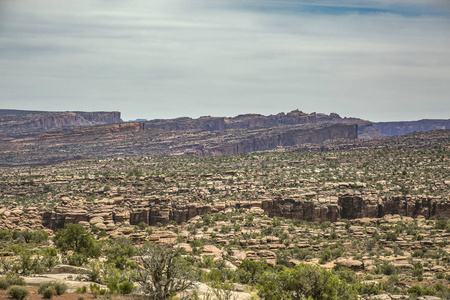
top-left (0, 130), bottom-right (448, 299)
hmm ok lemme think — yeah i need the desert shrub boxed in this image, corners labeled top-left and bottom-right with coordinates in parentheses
top-left (75, 285), bottom-right (88, 293)
top-left (66, 252), bottom-right (88, 267)
top-left (435, 217), bottom-right (449, 230)
top-left (236, 260), bottom-right (268, 285)
top-left (332, 265), bottom-right (357, 284)
top-left (0, 229), bottom-right (13, 241)
top-left (220, 225), bottom-right (231, 234)
top-left (293, 247), bottom-right (313, 260)
top-left (408, 285), bottom-right (436, 297)
top-left (54, 223), bottom-right (100, 259)
top-left (374, 262), bottom-right (397, 276)
top-left (319, 246), bottom-right (344, 264)
top-left (258, 263), bottom-right (356, 300)
top-left (7, 285), bottom-right (29, 300)
top-left (353, 282), bottom-right (382, 296)
top-left (385, 231), bottom-right (398, 242)
top-left (137, 222), bottom-right (147, 230)
top-left (320, 221), bottom-right (331, 230)
top-left (42, 286), bottom-right (56, 299)
top-left (0, 273), bottom-right (26, 290)
top-left (117, 280), bottom-right (134, 294)
top-left (38, 281), bottom-right (67, 296)
top-left (105, 237), bottom-right (136, 270)
top-left (412, 262), bottom-right (424, 279)
top-left (412, 250), bottom-right (424, 258)
top-left (436, 271), bottom-right (445, 279)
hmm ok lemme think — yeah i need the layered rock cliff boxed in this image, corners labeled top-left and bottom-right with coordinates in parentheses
top-left (143, 110), bottom-right (316, 131)
top-left (0, 110), bottom-right (122, 138)
top-left (0, 123), bottom-right (357, 166)
top-left (144, 110), bottom-right (383, 139)
top-left (374, 119), bottom-right (450, 136)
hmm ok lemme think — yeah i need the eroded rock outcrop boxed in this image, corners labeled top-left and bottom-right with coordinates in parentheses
top-left (38, 194), bottom-right (450, 232)
top-left (0, 110), bottom-right (122, 138)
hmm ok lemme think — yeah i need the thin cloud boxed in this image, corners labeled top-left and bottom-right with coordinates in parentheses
top-left (0, 0), bottom-right (449, 121)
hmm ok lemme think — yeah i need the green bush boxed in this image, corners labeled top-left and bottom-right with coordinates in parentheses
top-left (42, 286), bottom-right (56, 299)
top-left (435, 217), bottom-right (449, 230)
top-left (258, 263), bottom-right (356, 300)
top-left (412, 262), bottom-right (424, 278)
top-left (236, 260), bottom-right (268, 284)
top-left (0, 273), bottom-right (26, 290)
top-left (374, 262), bottom-right (397, 276)
top-left (38, 281), bottom-right (67, 296)
top-left (117, 280), bottom-right (134, 294)
top-left (54, 224), bottom-right (100, 259)
top-left (0, 278), bottom-right (8, 290)
top-left (353, 282), bottom-right (382, 296)
top-left (75, 285), bottom-right (88, 293)
top-left (7, 285), bottom-right (29, 300)
top-left (408, 285), bottom-right (436, 297)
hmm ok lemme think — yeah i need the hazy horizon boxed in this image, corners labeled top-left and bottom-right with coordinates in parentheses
top-left (1, 0), bottom-right (449, 122)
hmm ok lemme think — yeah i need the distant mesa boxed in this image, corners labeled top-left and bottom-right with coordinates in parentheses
top-left (0, 108), bottom-right (448, 166)
top-left (141, 109), bottom-right (383, 139)
top-left (127, 119), bottom-right (148, 122)
top-left (0, 109), bottom-right (122, 138)
top-left (374, 119), bottom-right (450, 136)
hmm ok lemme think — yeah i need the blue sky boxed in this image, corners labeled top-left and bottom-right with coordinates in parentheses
top-left (0, 0), bottom-right (449, 121)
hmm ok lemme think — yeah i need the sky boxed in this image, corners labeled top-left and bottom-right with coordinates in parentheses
top-left (0, 0), bottom-right (449, 122)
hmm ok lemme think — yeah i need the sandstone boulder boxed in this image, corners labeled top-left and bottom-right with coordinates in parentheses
top-left (117, 226), bottom-right (134, 234)
top-left (202, 245), bottom-right (224, 260)
top-left (51, 264), bottom-right (90, 275)
top-left (335, 258), bottom-right (364, 271)
top-left (89, 216), bottom-right (104, 225)
top-left (258, 250), bottom-right (277, 267)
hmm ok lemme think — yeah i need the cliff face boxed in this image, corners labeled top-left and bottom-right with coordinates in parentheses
top-left (143, 110), bottom-right (317, 131)
top-left (374, 119), bottom-right (450, 136)
top-left (205, 123), bottom-right (358, 156)
top-left (144, 110), bottom-right (386, 140)
top-left (0, 110), bottom-right (122, 138)
top-left (270, 195), bottom-right (450, 221)
top-left (0, 123), bottom-right (357, 166)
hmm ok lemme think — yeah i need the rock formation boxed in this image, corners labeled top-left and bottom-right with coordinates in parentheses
top-left (34, 193), bottom-right (449, 231)
top-left (0, 110), bottom-right (122, 138)
top-left (144, 110), bottom-right (384, 139)
top-left (0, 122), bottom-right (357, 166)
top-left (374, 119), bottom-right (450, 136)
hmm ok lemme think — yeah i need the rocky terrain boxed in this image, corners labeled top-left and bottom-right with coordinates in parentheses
top-left (0, 129), bottom-right (448, 232)
top-left (374, 119), bottom-right (450, 136)
top-left (0, 129), bottom-right (449, 299)
top-left (0, 110), bottom-right (122, 139)
top-left (0, 109), bottom-right (449, 299)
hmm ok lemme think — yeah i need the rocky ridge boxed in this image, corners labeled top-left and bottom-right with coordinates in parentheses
top-left (0, 122), bottom-right (357, 166)
top-left (144, 110), bottom-right (384, 139)
top-left (0, 110), bottom-right (122, 138)
top-left (374, 119), bottom-right (450, 136)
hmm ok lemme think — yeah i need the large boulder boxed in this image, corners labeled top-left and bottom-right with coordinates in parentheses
top-left (202, 245), bottom-right (224, 260)
top-left (51, 264), bottom-right (90, 275)
top-left (258, 250), bottom-right (277, 267)
top-left (335, 258), bottom-right (364, 271)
